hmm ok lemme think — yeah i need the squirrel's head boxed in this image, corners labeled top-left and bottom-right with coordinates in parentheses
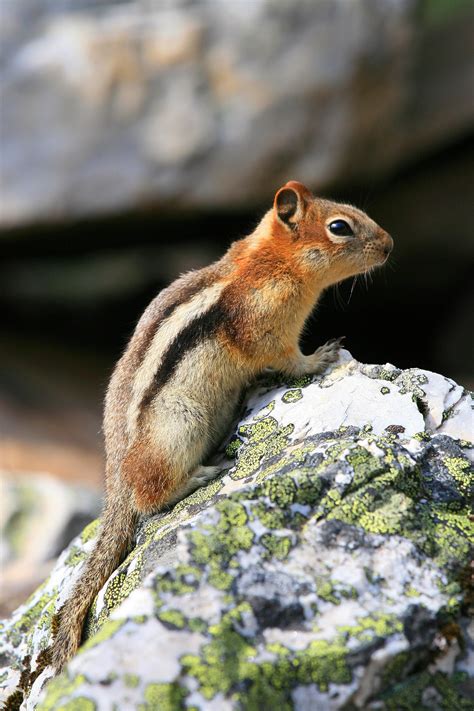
top-left (272, 180), bottom-right (393, 285)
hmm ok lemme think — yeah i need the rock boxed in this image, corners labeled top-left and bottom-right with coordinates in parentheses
top-left (1, 1), bottom-right (473, 228)
top-left (0, 350), bottom-right (472, 709)
top-left (0, 471), bottom-right (101, 617)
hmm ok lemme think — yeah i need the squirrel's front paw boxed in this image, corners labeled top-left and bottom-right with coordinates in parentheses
top-left (310, 337), bottom-right (344, 373)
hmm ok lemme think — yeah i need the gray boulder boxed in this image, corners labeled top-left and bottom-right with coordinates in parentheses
top-left (1, 0), bottom-right (473, 228)
top-left (0, 471), bottom-right (101, 617)
top-left (0, 351), bottom-right (472, 709)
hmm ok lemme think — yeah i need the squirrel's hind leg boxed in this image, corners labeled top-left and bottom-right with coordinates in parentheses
top-left (122, 401), bottom-right (218, 512)
top-left (121, 437), bottom-right (180, 512)
top-left (166, 465), bottom-right (222, 505)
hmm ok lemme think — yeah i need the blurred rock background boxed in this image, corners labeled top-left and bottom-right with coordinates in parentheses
top-left (0, 1), bottom-right (473, 608)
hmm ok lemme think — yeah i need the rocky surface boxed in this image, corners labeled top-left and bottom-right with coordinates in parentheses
top-left (0, 472), bottom-right (101, 617)
top-left (1, 0), bottom-right (473, 228)
top-left (0, 350), bottom-right (472, 710)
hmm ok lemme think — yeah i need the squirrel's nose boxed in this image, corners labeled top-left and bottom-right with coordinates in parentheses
top-left (381, 231), bottom-right (394, 257)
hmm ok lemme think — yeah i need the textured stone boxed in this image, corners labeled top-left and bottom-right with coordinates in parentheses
top-left (0, 471), bottom-right (100, 617)
top-left (0, 351), bottom-right (472, 709)
top-left (1, 0), bottom-right (473, 228)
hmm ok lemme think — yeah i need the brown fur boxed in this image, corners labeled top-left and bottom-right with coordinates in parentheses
top-left (48, 180), bottom-right (392, 674)
top-left (121, 438), bottom-right (175, 511)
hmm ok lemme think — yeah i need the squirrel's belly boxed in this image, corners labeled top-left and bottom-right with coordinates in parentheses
top-left (150, 339), bottom-right (247, 454)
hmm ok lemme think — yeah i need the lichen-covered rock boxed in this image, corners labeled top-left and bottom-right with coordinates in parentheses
top-left (1, 0), bottom-right (473, 228)
top-left (0, 471), bottom-right (100, 617)
top-left (0, 351), bottom-right (472, 710)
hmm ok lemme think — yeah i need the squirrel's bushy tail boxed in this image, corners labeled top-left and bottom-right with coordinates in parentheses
top-left (50, 487), bottom-right (138, 672)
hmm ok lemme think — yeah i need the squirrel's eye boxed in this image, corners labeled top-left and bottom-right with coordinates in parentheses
top-left (328, 220), bottom-right (354, 237)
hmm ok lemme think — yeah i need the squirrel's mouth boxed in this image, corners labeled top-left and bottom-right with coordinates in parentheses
top-left (363, 234), bottom-right (393, 268)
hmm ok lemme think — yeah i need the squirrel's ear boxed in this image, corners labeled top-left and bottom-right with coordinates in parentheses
top-left (274, 180), bottom-right (312, 228)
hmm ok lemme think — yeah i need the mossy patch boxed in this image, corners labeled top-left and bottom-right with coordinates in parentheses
top-left (79, 618), bottom-right (125, 654)
top-left (37, 674), bottom-right (89, 711)
top-left (377, 670), bottom-right (472, 710)
top-left (443, 456), bottom-right (472, 496)
top-left (338, 613), bottom-right (403, 642)
top-left (8, 591), bottom-right (56, 649)
top-left (230, 416), bottom-right (295, 480)
top-left (181, 605), bottom-right (351, 703)
top-left (55, 698), bottom-right (96, 711)
top-left (158, 609), bottom-right (186, 630)
top-left (65, 547), bottom-right (87, 567)
top-left (138, 682), bottom-right (187, 711)
top-left (80, 519), bottom-right (100, 545)
top-left (282, 389), bottom-right (303, 403)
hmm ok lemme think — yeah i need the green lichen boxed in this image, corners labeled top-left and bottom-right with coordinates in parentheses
top-left (254, 401), bottom-right (276, 419)
top-left (255, 464), bottom-right (323, 510)
top-left (231, 416), bottom-right (294, 480)
top-left (266, 643), bottom-right (291, 657)
top-left (380, 650), bottom-right (411, 688)
top-left (80, 519), bottom-right (100, 544)
top-left (93, 551), bottom-right (144, 629)
top-left (381, 386), bottom-right (390, 395)
top-left (181, 605), bottom-right (257, 700)
top-left (141, 514), bottom-right (170, 540)
top-left (316, 578), bottom-right (358, 605)
top-left (396, 371), bottom-right (428, 399)
top-left (158, 609), bottom-right (186, 629)
top-left (377, 670), bottom-right (472, 710)
top-left (261, 473), bottom-right (297, 507)
top-left (139, 682), bottom-right (187, 711)
top-left (417, 506), bottom-right (474, 569)
top-left (37, 674), bottom-right (88, 711)
top-left (260, 533), bottom-right (293, 560)
top-left (226, 436), bottom-right (243, 458)
top-left (346, 445), bottom-right (389, 488)
top-left (250, 501), bottom-right (286, 529)
top-left (155, 565), bottom-right (202, 596)
top-left (38, 596), bottom-right (57, 633)
top-left (344, 491), bottom-right (413, 536)
top-left (314, 436), bottom-right (472, 577)
top-left (316, 579), bottom-right (339, 604)
top-left (65, 546), bottom-right (87, 567)
top-left (282, 389), bottom-right (303, 403)
top-left (56, 698), bottom-right (96, 711)
top-left (190, 500), bottom-right (254, 590)
top-left (172, 474), bottom-right (224, 514)
top-left (103, 572), bottom-right (127, 610)
top-left (79, 618), bottom-right (125, 654)
top-left (441, 405), bottom-right (456, 422)
top-left (9, 591), bottom-right (55, 648)
top-left (123, 673), bottom-right (140, 688)
top-left (285, 374), bottom-right (313, 388)
top-left (182, 605), bottom-right (351, 704)
top-left (444, 456), bottom-right (473, 496)
top-left (338, 613), bottom-right (403, 642)
top-left (188, 617), bottom-right (208, 634)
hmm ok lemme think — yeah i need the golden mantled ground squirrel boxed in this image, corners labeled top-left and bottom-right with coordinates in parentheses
top-left (50, 181), bottom-right (392, 671)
